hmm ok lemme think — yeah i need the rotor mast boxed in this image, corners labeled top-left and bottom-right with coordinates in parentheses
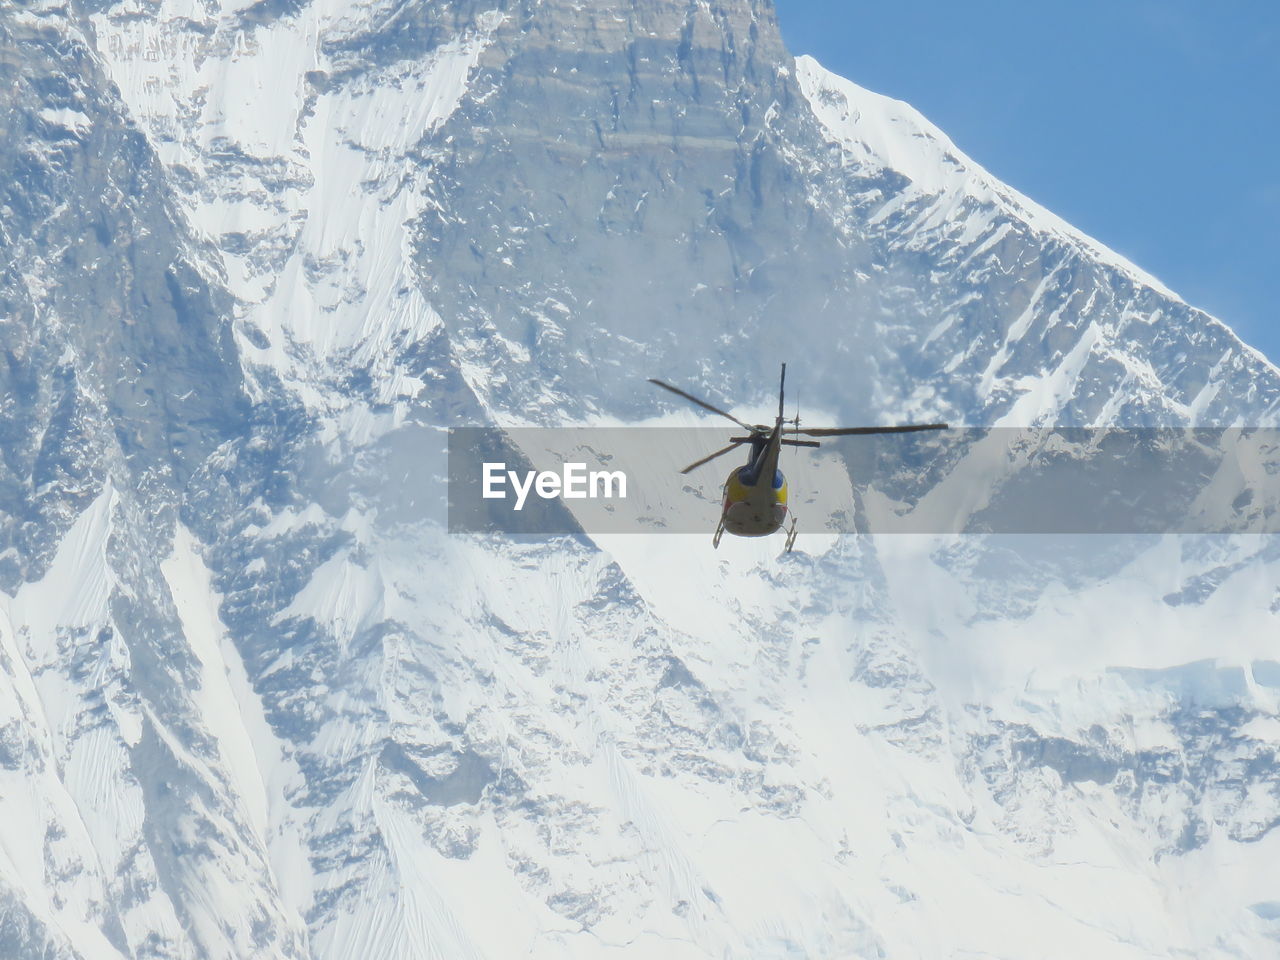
top-left (778, 362), bottom-right (786, 427)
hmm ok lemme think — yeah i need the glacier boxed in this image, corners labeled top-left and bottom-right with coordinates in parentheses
top-left (1, 0), bottom-right (1278, 957)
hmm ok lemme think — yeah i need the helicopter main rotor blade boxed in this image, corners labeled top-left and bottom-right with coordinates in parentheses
top-left (785, 423), bottom-right (948, 437)
top-left (648, 379), bottom-right (759, 433)
top-left (679, 441), bottom-right (745, 475)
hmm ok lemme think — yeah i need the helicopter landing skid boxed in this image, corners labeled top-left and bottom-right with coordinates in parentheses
top-left (713, 518), bottom-right (725, 549)
top-left (783, 517), bottom-right (798, 553)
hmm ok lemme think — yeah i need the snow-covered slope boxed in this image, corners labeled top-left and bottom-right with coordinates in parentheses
top-left (794, 54), bottom-right (1177, 297)
top-left (2, 0), bottom-right (1278, 957)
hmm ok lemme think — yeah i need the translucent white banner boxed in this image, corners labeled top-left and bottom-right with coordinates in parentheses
top-left (447, 427), bottom-right (1280, 535)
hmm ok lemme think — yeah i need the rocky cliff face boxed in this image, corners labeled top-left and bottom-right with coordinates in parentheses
top-left (1, 0), bottom-right (1278, 957)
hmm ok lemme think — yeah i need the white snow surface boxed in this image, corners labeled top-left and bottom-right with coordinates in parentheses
top-left (93, 0), bottom-right (504, 425)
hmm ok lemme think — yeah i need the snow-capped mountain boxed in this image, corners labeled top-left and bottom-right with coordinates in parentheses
top-left (2, 0), bottom-right (1278, 957)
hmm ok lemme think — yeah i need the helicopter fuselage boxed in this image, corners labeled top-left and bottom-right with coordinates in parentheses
top-left (720, 428), bottom-right (788, 537)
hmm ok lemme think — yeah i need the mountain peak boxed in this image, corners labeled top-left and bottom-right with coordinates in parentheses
top-left (795, 53), bottom-right (1182, 302)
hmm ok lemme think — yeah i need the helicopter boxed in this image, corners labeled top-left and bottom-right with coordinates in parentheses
top-left (648, 364), bottom-right (947, 550)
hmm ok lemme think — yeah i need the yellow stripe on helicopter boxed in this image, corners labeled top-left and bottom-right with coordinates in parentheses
top-left (724, 468), bottom-right (787, 508)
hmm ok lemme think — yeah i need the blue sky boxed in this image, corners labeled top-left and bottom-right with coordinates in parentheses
top-left (776, 1), bottom-right (1279, 363)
